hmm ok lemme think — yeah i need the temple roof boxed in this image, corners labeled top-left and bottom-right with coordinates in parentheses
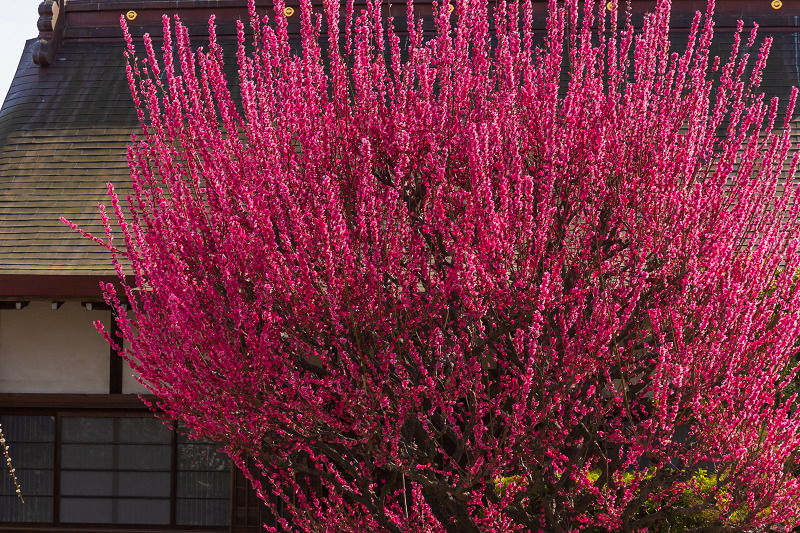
top-left (0, 42), bottom-right (135, 276)
top-left (0, 0), bottom-right (254, 279)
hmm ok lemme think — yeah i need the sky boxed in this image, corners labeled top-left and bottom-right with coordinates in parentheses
top-left (0, 0), bottom-right (43, 104)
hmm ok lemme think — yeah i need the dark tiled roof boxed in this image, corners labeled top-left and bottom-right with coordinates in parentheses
top-left (0, 0), bottom-right (261, 278)
top-left (0, 39), bottom-right (137, 275)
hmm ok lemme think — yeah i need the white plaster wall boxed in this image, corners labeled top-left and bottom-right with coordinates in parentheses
top-left (0, 301), bottom-right (111, 393)
top-left (122, 333), bottom-right (150, 395)
top-left (122, 370), bottom-right (149, 394)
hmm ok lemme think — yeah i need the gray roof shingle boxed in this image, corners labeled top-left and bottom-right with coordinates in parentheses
top-left (0, 39), bottom-right (137, 275)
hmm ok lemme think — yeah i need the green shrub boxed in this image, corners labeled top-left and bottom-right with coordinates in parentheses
top-left (493, 468), bottom-right (749, 532)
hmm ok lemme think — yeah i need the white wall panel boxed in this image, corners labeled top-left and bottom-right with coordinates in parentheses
top-left (120, 312), bottom-right (149, 394)
top-left (0, 301), bottom-right (111, 393)
top-left (121, 362), bottom-right (149, 395)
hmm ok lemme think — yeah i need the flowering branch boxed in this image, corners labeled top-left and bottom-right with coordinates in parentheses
top-left (79, 0), bottom-right (800, 530)
top-left (0, 424), bottom-right (23, 503)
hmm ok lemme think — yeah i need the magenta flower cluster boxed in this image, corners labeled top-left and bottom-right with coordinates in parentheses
top-left (66, 0), bottom-right (800, 530)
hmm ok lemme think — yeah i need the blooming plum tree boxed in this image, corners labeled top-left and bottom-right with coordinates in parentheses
top-left (68, 0), bottom-right (800, 530)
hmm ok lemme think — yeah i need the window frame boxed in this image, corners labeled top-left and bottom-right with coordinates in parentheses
top-left (0, 396), bottom-right (233, 532)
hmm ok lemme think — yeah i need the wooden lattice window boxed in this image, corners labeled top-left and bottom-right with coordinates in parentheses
top-left (0, 413), bottom-right (230, 529)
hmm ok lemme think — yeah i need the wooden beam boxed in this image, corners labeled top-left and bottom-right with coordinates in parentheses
top-left (0, 393), bottom-right (154, 410)
top-left (0, 274), bottom-right (131, 300)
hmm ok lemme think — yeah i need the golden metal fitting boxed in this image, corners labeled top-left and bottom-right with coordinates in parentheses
top-left (284, 6), bottom-right (295, 16)
top-left (772, 0), bottom-right (783, 8)
top-left (125, 10), bottom-right (137, 21)
top-left (448, 3), bottom-right (454, 13)
top-left (607, 2), bottom-right (614, 11)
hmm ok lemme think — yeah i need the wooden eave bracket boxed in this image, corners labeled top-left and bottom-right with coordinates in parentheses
top-left (0, 301), bottom-right (29, 310)
top-left (32, 0), bottom-right (65, 67)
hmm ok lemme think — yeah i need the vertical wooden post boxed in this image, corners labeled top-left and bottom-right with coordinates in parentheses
top-left (109, 308), bottom-right (122, 394)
